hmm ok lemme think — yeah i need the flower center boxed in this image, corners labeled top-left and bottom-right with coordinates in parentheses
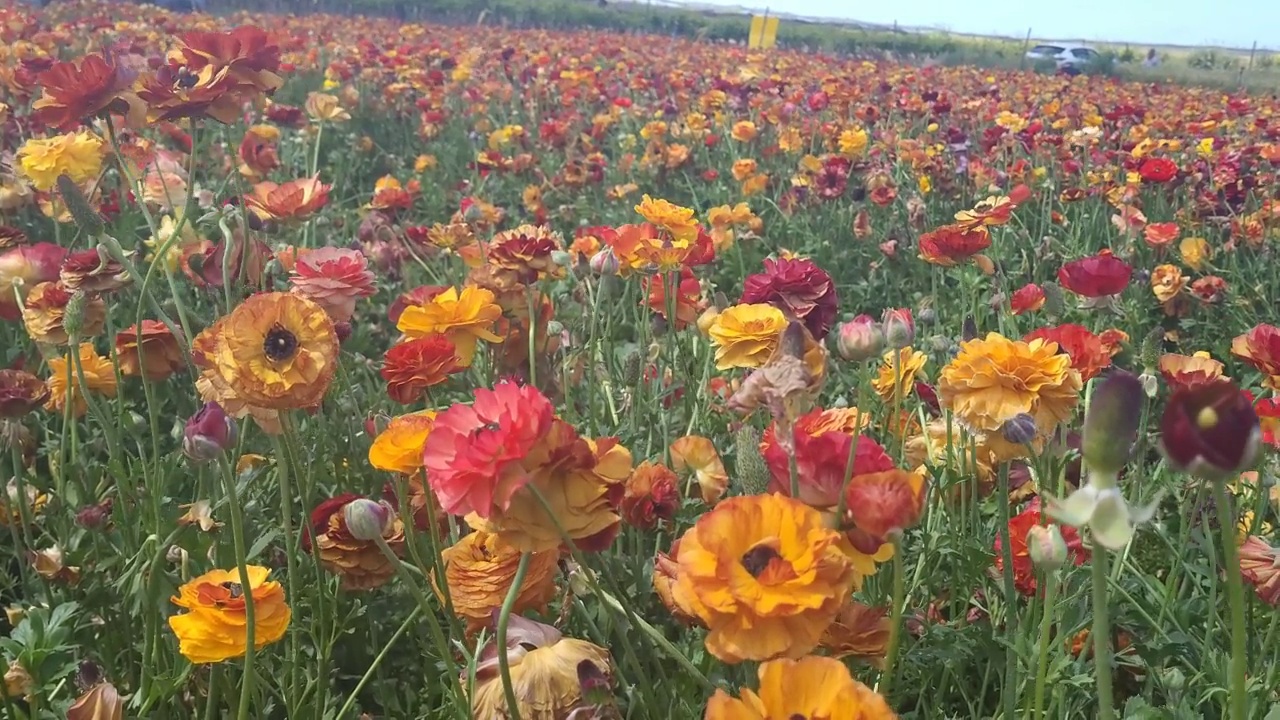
top-left (1197, 405), bottom-right (1219, 430)
top-left (219, 581), bottom-right (243, 599)
top-left (175, 66), bottom-right (200, 90)
top-left (263, 324), bottom-right (299, 363)
top-left (740, 544), bottom-right (781, 578)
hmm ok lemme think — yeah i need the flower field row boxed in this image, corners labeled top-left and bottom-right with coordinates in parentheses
top-left (0, 0), bottom-right (1278, 718)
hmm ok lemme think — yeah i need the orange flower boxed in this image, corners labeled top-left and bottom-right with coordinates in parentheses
top-left (381, 335), bottom-right (462, 404)
top-left (953, 185), bottom-right (1030, 228)
top-left (1023, 324), bottom-right (1112, 383)
top-left (22, 281), bottom-right (105, 346)
top-left (192, 317), bottom-right (280, 435)
top-left (67, 681), bottom-right (124, 720)
top-left (243, 176), bottom-right (331, 224)
top-left (33, 52), bottom-right (145, 130)
top-left (115, 320), bottom-right (185, 381)
top-left (609, 222), bottom-right (714, 273)
top-left (368, 411), bottom-right (436, 475)
top-left (45, 343), bottom-right (117, 418)
top-left (172, 26), bottom-right (283, 95)
top-left (708, 303), bottom-right (788, 370)
top-left (439, 530), bottom-right (559, 633)
top-left (673, 493), bottom-right (855, 663)
top-left (844, 469), bottom-right (926, 540)
top-left (396, 285), bottom-right (503, 366)
top-left (820, 602), bottom-right (891, 667)
top-left (1159, 352), bottom-right (1226, 393)
top-left (1144, 222), bottom-right (1179, 249)
top-left (704, 655), bottom-right (897, 719)
top-left (1150, 263), bottom-right (1186, 304)
top-left (487, 224), bottom-right (565, 284)
top-left (1232, 324), bottom-right (1280, 389)
top-left (635, 194), bottom-right (699, 243)
top-left (669, 435), bottom-right (729, 504)
top-left (203, 292), bottom-right (339, 410)
top-left (621, 461), bottom-right (681, 529)
top-left (653, 540), bottom-right (701, 626)
top-left (872, 347), bottom-right (927, 405)
top-left (917, 223), bottom-right (991, 266)
top-left (937, 332), bottom-right (1081, 435)
top-left (168, 566), bottom-right (291, 664)
top-left (307, 494), bottom-right (405, 591)
top-left (645, 268), bottom-right (703, 330)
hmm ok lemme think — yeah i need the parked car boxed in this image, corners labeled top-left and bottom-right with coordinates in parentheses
top-left (1025, 43), bottom-right (1099, 70)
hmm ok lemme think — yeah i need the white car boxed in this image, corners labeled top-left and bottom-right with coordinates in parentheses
top-left (1025, 43), bottom-right (1099, 70)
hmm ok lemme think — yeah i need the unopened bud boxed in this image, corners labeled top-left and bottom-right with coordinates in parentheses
top-left (734, 425), bottom-right (770, 495)
top-left (546, 320), bottom-right (564, 336)
top-left (550, 250), bottom-right (573, 267)
top-left (1082, 371), bottom-right (1144, 476)
top-left (182, 402), bottom-right (238, 462)
top-left (588, 249), bottom-right (619, 276)
top-left (1041, 282), bottom-right (1065, 317)
top-left (882, 308), bottom-right (915, 348)
top-left (343, 498), bottom-right (393, 541)
top-left (1139, 326), bottom-right (1164, 370)
top-left (1026, 524), bottom-right (1068, 571)
top-left (834, 315), bottom-right (884, 362)
top-left (1000, 412), bottom-right (1039, 445)
top-left (62, 291), bottom-right (88, 338)
top-left (57, 174), bottom-right (104, 236)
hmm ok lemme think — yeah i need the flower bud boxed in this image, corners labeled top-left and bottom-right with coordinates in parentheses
top-left (835, 315), bottom-right (884, 361)
top-left (588, 249), bottom-right (619, 276)
top-left (882, 308), bottom-right (915, 348)
top-left (546, 320), bottom-right (564, 336)
top-left (57, 174), bottom-right (104, 237)
top-left (1026, 524), bottom-right (1068, 571)
top-left (182, 402), bottom-right (238, 462)
top-left (1000, 413), bottom-right (1039, 446)
top-left (1082, 371), bottom-right (1144, 476)
top-left (61, 291), bottom-right (89, 338)
top-left (75, 500), bottom-right (112, 531)
top-left (550, 250), bottom-right (573, 267)
top-left (343, 498), bottom-right (392, 541)
top-left (1041, 281), bottom-right (1065, 317)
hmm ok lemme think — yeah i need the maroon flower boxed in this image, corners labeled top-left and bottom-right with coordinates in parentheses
top-left (1160, 380), bottom-right (1261, 480)
top-left (0, 370), bottom-right (50, 418)
top-left (1057, 251), bottom-right (1132, 298)
top-left (739, 257), bottom-right (838, 339)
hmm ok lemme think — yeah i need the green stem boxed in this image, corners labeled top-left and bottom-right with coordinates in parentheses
top-left (218, 460), bottom-right (257, 720)
top-left (997, 464), bottom-right (1018, 720)
top-left (525, 284), bottom-right (539, 389)
top-left (1214, 482), bottom-right (1248, 720)
top-left (1091, 542), bottom-right (1115, 720)
top-left (334, 606), bottom-right (421, 719)
top-left (878, 539), bottom-right (907, 697)
top-left (496, 552), bottom-right (531, 720)
top-left (268, 433), bottom-right (301, 713)
top-left (1030, 576), bottom-right (1059, 719)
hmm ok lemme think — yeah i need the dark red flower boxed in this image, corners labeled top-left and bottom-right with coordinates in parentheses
top-left (0, 370), bottom-right (50, 418)
top-left (620, 461), bottom-right (681, 530)
top-left (1138, 157), bottom-right (1178, 183)
top-left (381, 335), bottom-right (462, 404)
top-left (1057, 251), bottom-right (1132, 298)
top-left (739, 257), bottom-right (839, 339)
top-left (302, 492), bottom-right (362, 552)
top-left (1160, 380), bottom-right (1261, 480)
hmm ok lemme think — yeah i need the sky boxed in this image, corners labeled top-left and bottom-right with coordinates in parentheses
top-left (682, 0), bottom-right (1280, 49)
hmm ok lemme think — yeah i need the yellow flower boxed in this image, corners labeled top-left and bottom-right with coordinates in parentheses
top-left (1179, 236), bottom-right (1212, 270)
top-left (368, 411), bottom-right (437, 474)
top-left (17, 132), bottom-right (105, 191)
top-left (672, 493), bottom-right (855, 663)
top-left (146, 213), bottom-right (202, 272)
top-left (670, 435), bottom-right (729, 504)
top-left (731, 120), bottom-right (757, 142)
top-left (838, 127), bottom-right (868, 156)
top-left (708, 304), bottom-right (788, 370)
top-left (705, 655), bottom-right (897, 719)
top-left (937, 332), bottom-right (1082, 436)
top-left (414, 154), bottom-right (437, 172)
top-left (634, 194), bottom-right (699, 243)
top-left (168, 566), bottom-right (291, 664)
top-left (205, 293), bottom-right (339, 410)
top-left (872, 347), bottom-right (927, 405)
top-left (1150, 264), bottom-right (1187, 304)
top-left (45, 343), bottom-right (117, 418)
top-left (305, 92), bottom-right (350, 122)
top-left (395, 285), bottom-right (503, 366)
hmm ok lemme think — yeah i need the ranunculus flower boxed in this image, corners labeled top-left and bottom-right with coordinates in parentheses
top-left (306, 494), bottom-right (405, 591)
top-left (0, 369), bottom-right (50, 417)
top-left (739, 257), bottom-right (839, 339)
top-left (1023, 324), bottom-right (1112, 382)
top-left (669, 435), bottom-right (729, 504)
top-left (1138, 157), bottom-right (1178, 183)
top-left (167, 566), bottom-right (291, 664)
top-left (439, 530), bottom-right (558, 633)
top-left (1057, 251), bottom-right (1132, 301)
top-left (620, 461), bottom-right (681, 529)
top-left (918, 223), bottom-right (991, 267)
top-left (672, 494), bottom-right (856, 663)
top-left (644, 267), bottom-right (703, 330)
top-left (469, 615), bottom-right (612, 719)
top-left (22, 281), bottom-right (106, 346)
top-left (1160, 379), bottom-right (1261, 480)
top-left (115, 320), bottom-right (185, 381)
top-left (289, 247), bottom-right (376, 323)
top-left (1009, 283), bottom-right (1046, 315)
top-left (368, 411), bottom-right (436, 475)
top-left (396, 285), bottom-right (503, 367)
top-left (993, 498), bottom-right (1088, 597)
top-left (243, 175), bottom-right (330, 224)
top-left (761, 407), bottom-right (890, 510)
top-left (844, 468), bottom-right (926, 540)
top-left (0, 243), bottom-right (67, 321)
top-left (1159, 352), bottom-right (1225, 393)
top-left (704, 654), bottom-right (895, 719)
top-left (1232, 324), bottom-right (1280, 389)
top-left (708, 303), bottom-right (788, 370)
top-left (1239, 535), bottom-right (1280, 606)
top-left (381, 335), bottom-right (462, 404)
top-left (182, 401), bottom-right (238, 462)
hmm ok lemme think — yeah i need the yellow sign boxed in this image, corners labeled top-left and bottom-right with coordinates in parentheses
top-left (748, 15), bottom-right (779, 49)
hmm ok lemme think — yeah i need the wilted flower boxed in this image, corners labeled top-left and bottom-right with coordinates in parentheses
top-left (22, 281), bottom-right (105, 346)
top-left (305, 92), bottom-right (351, 122)
top-left (470, 615), bottom-right (612, 719)
top-left (620, 461), bottom-right (681, 529)
top-left (67, 680), bottom-right (124, 720)
top-left (669, 435), bottom-right (729, 504)
top-left (0, 370), bottom-right (50, 418)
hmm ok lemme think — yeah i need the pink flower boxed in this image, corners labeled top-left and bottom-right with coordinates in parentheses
top-left (422, 382), bottom-right (554, 518)
top-left (289, 247), bottom-right (376, 322)
top-left (0, 243), bottom-right (67, 321)
top-left (1239, 535), bottom-right (1280, 606)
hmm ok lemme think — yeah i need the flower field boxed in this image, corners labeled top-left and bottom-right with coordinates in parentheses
top-left (2, 0), bottom-right (1280, 717)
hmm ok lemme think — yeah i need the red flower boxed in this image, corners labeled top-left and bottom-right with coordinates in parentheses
top-left (620, 461), bottom-right (681, 529)
top-left (1009, 283), bottom-right (1046, 315)
top-left (1057, 251), bottom-right (1132, 298)
top-left (645, 268), bottom-right (702, 330)
top-left (844, 469), bottom-right (926, 539)
top-left (0, 243), bottom-right (67, 321)
top-left (917, 223), bottom-right (991, 267)
top-left (1024, 324), bottom-right (1112, 382)
top-left (1190, 276), bottom-right (1227, 303)
top-left (381, 336), bottom-right (462, 404)
top-left (1252, 394), bottom-right (1280, 448)
top-left (33, 52), bottom-right (144, 130)
top-left (994, 498), bottom-right (1088, 597)
top-left (760, 408), bottom-right (894, 510)
top-left (60, 248), bottom-right (129, 294)
top-left (0, 370), bottom-right (50, 418)
top-left (739, 257), bottom-right (839, 340)
top-left (303, 492), bottom-right (362, 552)
top-left (1232, 324), bottom-right (1280, 378)
top-left (422, 382), bottom-right (554, 517)
top-left (1143, 222), bottom-right (1179, 249)
top-left (1138, 157), bottom-right (1178, 183)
